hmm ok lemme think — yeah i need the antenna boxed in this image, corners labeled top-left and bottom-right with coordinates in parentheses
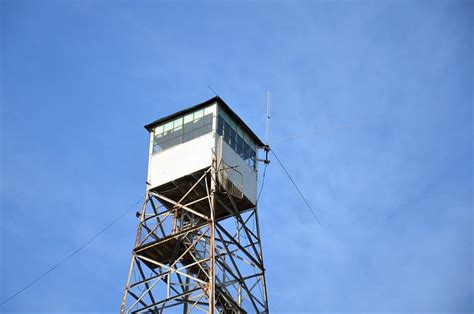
top-left (258, 92), bottom-right (321, 225)
top-left (208, 84), bottom-right (220, 98)
top-left (262, 91), bottom-right (271, 164)
top-left (266, 91), bottom-right (270, 146)
top-left (121, 97), bottom-right (269, 313)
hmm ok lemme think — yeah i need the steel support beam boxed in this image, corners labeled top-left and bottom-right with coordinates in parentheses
top-left (121, 159), bottom-right (268, 313)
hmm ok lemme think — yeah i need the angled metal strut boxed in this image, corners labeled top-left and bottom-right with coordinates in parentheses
top-left (121, 154), bottom-right (268, 313)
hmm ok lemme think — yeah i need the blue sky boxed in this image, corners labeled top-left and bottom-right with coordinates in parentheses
top-left (1, 0), bottom-right (472, 312)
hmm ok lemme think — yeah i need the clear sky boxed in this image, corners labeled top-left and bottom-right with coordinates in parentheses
top-left (1, 0), bottom-right (472, 313)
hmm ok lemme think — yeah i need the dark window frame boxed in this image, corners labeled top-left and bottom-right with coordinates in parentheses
top-left (216, 113), bottom-right (257, 170)
top-left (153, 111), bottom-right (214, 153)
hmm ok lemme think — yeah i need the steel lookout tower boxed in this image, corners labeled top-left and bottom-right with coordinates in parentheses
top-left (121, 97), bottom-right (269, 313)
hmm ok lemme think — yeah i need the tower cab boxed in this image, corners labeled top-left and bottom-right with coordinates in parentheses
top-left (144, 97), bottom-right (264, 219)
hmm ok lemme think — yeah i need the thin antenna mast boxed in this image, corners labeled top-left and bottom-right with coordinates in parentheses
top-left (208, 85), bottom-right (220, 98)
top-left (266, 91), bottom-right (270, 146)
top-left (263, 91), bottom-right (271, 164)
top-left (260, 92), bottom-right (321, 225)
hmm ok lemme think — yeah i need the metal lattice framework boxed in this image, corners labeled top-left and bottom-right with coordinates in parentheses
top-left (121, 153), bottom-right (268, 313)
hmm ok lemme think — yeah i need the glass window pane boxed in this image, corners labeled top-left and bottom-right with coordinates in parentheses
top-left (203, 113), bottom-right (212, 126)
top-left (173, 128), bottom-right (182, 139)
top-left (236, 142), bottom-right (242, 156)
top-left (202, 123), bottom-right (212, 134)
top-left (174, 124), bottom-right (182, 132)
top-left (168, 129), bottom-right (176, 141)
top-left (174, 117), bottom-right (183, 128)
top-left (224, 121), bottom-right (231, 136)
top-left (217, 116), bottom-right (224, 135)
top-left (162, 131), bottom-right (171, 142)
top-left (249, 138), bottom-right (256, 150)
top-left (154, 135), bottom-right (162, 146)
top-left (155, 125), bottom-right (164, 135)
top-left (164, 121), bottom-right (173, 132)
top-left (243, 142), bottom-right (250, 159)
top-left (193, 117), bottom-right (203, 129)
top-left (184, 113), bottom-right (193, 123)
top-left (229, 119), bottom-right (236, 130)
top-left (183, 132), bottom-right (193, 143)
top-left (236, 136), bottom-right (243, 155)
top-left (184, 121), bottom-right (193, 133)
top-left (224, 122), bottom-right (231, 144)
top-left (172, 137), bottom-right (181, 146)
top-left (194, 109), bottom-right (204, 119)
top-left (237, 135), bottom-right (243, 147)
top-left (204, 106), bottom-right (214, 115)
top-left (230, 128), bottom-right (236, 149)
top-left (220, 109), bottom-right (230, 123)
top-left (243, 133), bottom-right (248, 144)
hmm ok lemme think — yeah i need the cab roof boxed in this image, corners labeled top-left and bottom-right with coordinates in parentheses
top-left (144, 96), bottom-right (265, 147)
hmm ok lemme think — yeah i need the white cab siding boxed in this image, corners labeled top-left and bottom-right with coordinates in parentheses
top-left (147, 132), bottom-right (216, 188)
top-left (146, 101), bottom-right (258, 205)
top-left (147, 103), bottom-right (218, 189)
top-left (220, 138), bottom-right (258, 205)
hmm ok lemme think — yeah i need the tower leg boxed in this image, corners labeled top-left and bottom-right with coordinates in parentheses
top-left (121, 164), bottom-right (268, 313)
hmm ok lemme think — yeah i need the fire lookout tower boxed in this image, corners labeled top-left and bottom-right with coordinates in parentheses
top-left (121, 97), bottom-right (269, 313)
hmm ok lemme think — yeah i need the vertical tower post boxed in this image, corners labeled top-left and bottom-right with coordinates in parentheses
top-left (208, 154), bottom-right (216, 314)
top-left (121, 163), bottom-right (269, 313)
top-left (121, 98), bottom-right (269, 313)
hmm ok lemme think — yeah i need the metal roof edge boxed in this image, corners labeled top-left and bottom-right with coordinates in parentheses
top-left (144, 96), bottom-right (265, 147)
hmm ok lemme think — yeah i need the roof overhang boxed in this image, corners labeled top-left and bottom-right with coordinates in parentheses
top-left (144, 96), bottom-right (265, 147)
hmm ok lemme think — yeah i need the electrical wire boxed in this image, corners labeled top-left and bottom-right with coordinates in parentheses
top-left (249, 213), bottom-right (265, 301)
top-left (0, 196), bottom-right (144, 307)
top-left (270, 149), bottom-right (321, 225)
top-left (272, 123), bottom-right (354, 144)
top-left (256, 163), bottom-right (268, 203)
